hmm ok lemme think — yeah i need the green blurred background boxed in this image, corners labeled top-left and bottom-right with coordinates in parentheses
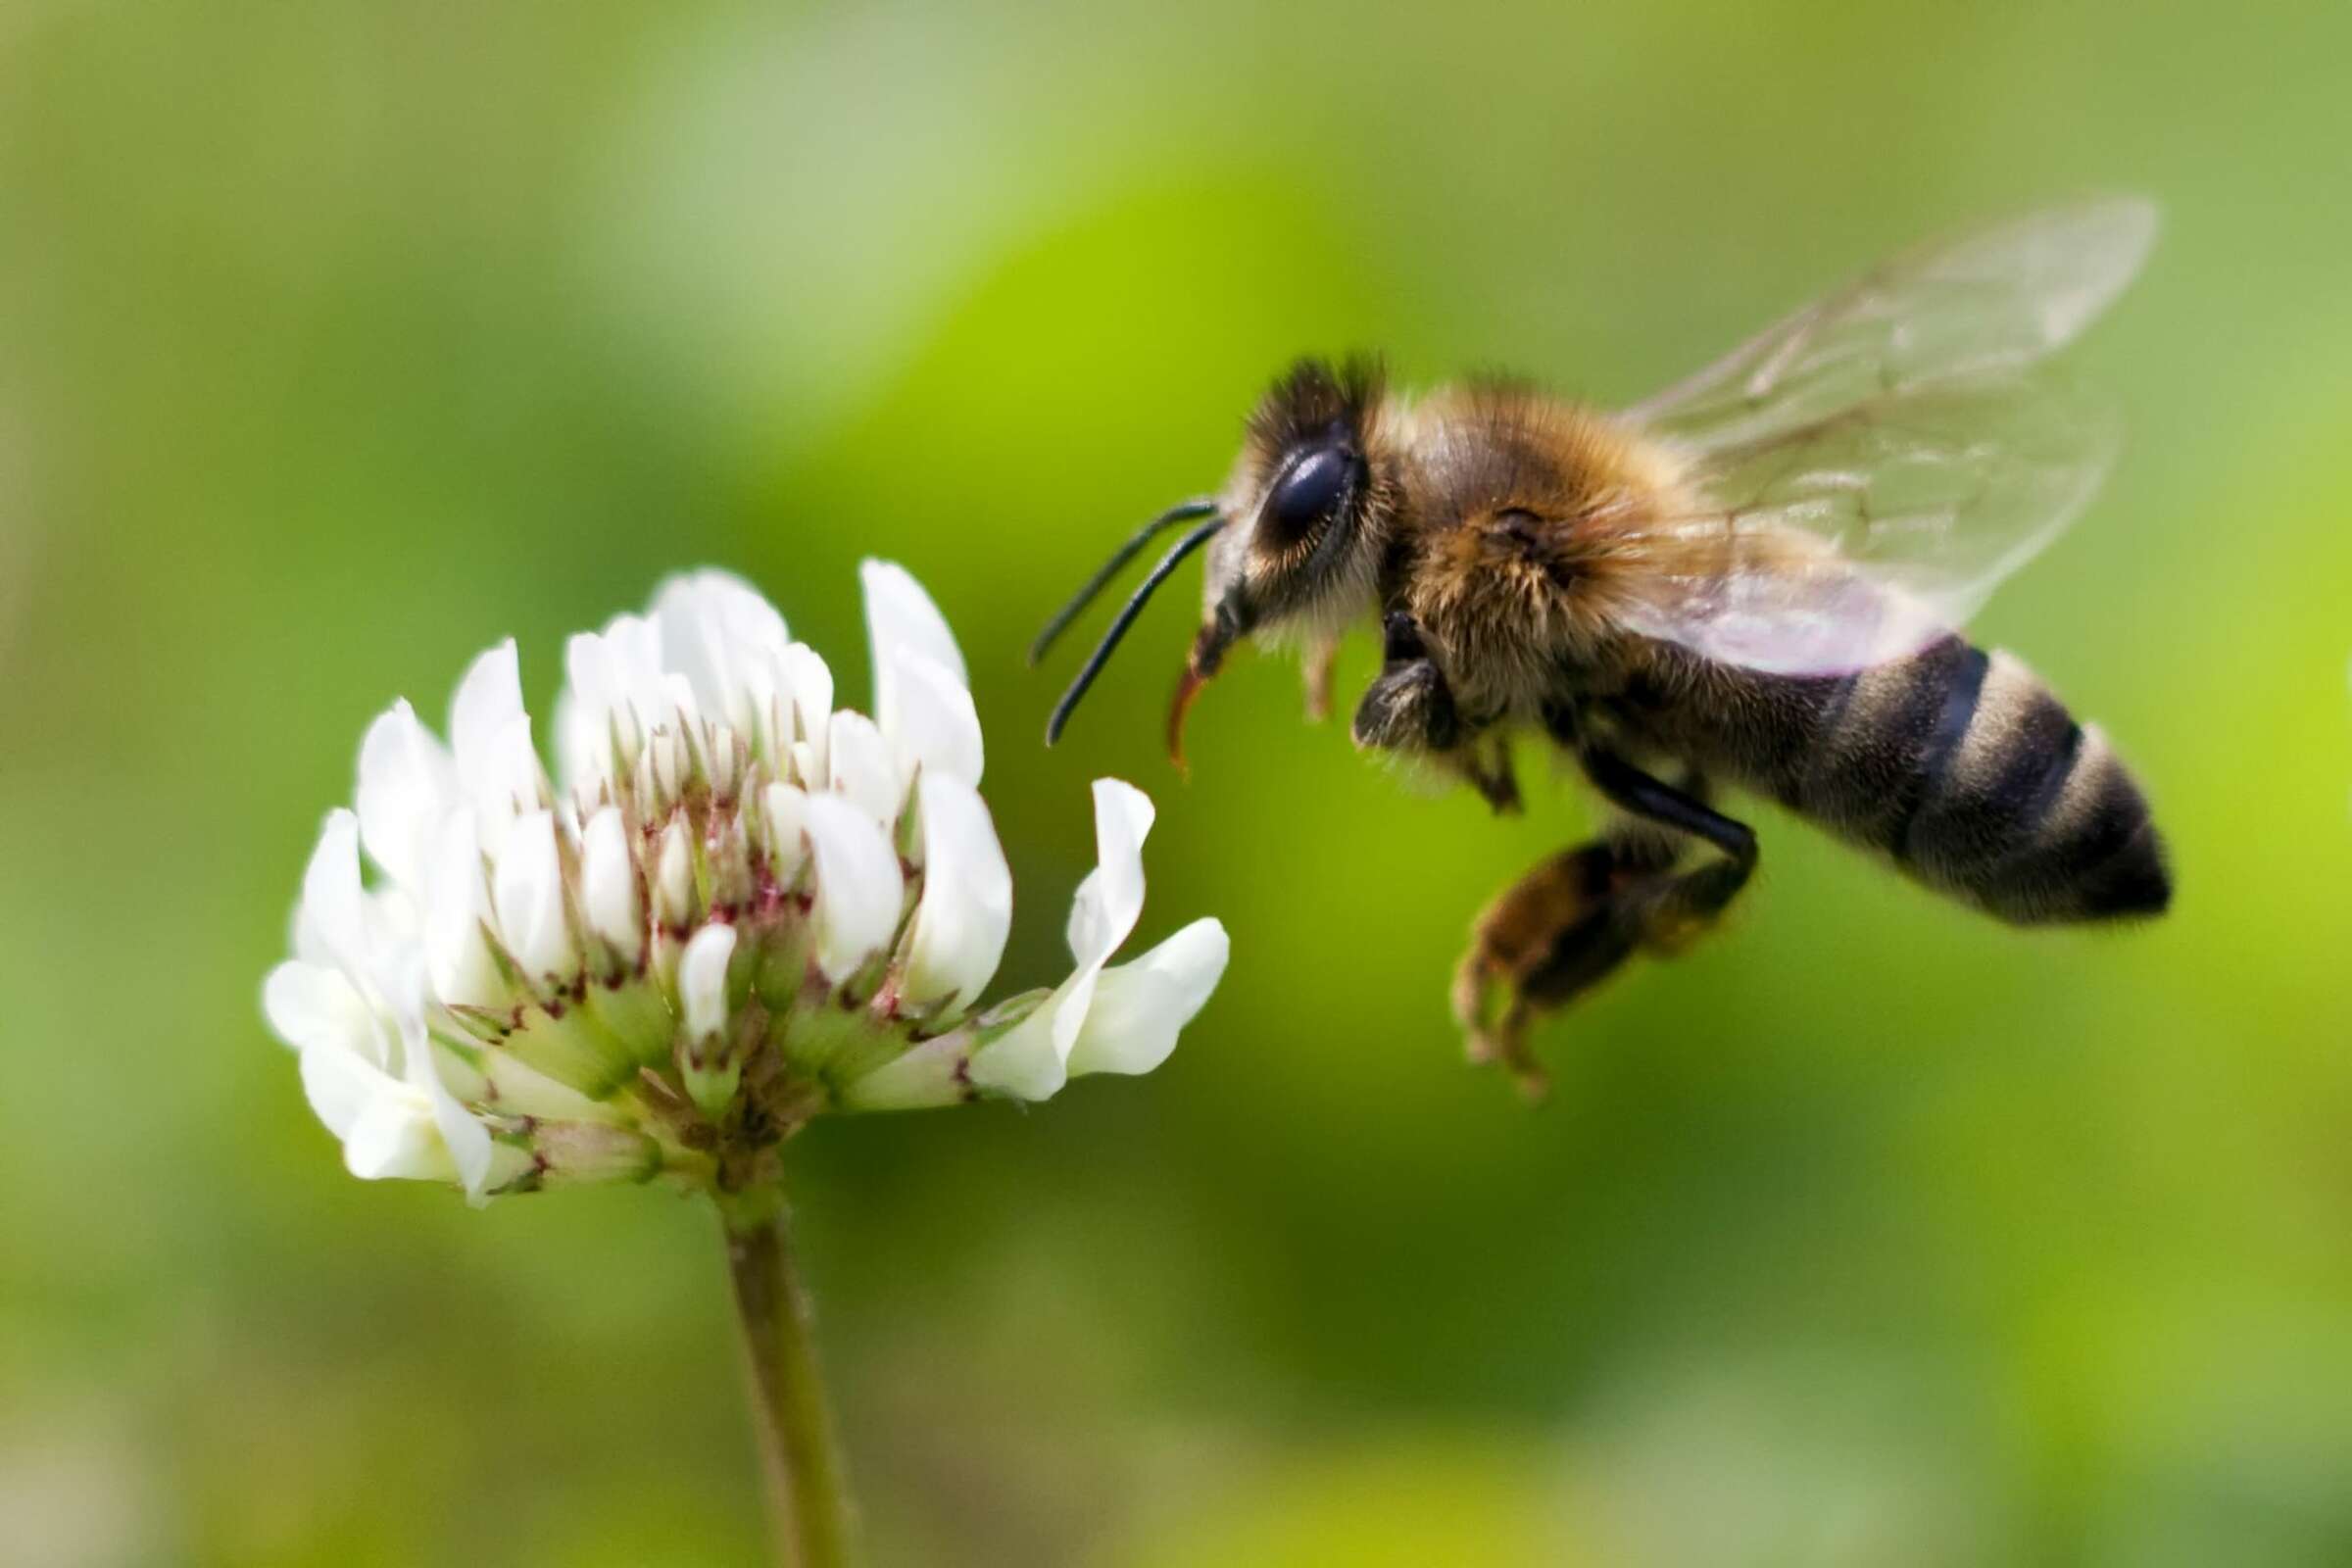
top-left (4, 2), bottom-right (2349, 1563)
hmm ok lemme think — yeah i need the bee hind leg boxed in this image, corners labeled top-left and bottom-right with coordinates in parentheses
top-left (1453, 753), bottom-right (1757, 1097)
top-left (1455, 843), bottom-right (1617, 1098)
top-left (1576, 747), bottom-right (1758, 954)
top-left (1452, 828), bottom-right (1678, 1099)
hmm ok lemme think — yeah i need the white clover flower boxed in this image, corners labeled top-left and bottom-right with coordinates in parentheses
top-left (263, 564), bottom-right (1229, 1201)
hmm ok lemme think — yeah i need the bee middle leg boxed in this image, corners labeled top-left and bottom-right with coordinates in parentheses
top-left (1453, 749), bottom-right (1757, 1095)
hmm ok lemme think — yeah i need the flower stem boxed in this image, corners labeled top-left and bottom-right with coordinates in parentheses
top-left (719, 1189), bottom-right (853, 1568)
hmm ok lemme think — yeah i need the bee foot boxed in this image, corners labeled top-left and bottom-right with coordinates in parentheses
top-left (1476, 1025), bottom-right (1551, 1094)
top-left (1505, 1057), bottom-right (1552, 1104)
top-left (1448, 839), bottom-right (1649, 1094)
top-left (1453, 942), bottom-right (1550, 1099)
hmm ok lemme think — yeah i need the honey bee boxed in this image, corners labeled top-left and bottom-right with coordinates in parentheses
top-left (1034, 198), bottom-right (2170, 1092)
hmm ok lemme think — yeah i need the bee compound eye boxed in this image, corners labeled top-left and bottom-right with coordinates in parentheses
top-left (1265, 445), bottom-right (1355, 540)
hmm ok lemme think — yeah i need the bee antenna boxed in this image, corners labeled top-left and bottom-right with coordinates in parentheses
top-left (1044, 513), bottom-right (1228, 747)
top-left (1029, 499), bottom-right (1221, 666)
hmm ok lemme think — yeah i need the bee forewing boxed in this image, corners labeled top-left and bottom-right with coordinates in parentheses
top-left (1611, 372), bottom-right (2125, 675)
top-left (1625, 196), bottom-right (2155, 455)
top-left (1609, 198), bottom-right (2150, 676)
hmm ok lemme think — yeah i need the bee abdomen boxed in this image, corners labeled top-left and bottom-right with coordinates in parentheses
top-left (1788, 640), bottom-right (2169, 923)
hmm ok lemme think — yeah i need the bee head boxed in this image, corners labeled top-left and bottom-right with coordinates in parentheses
top-left (1035, 355), bottom-right (1392, 765)
top-left (1200, 357), bottom-right (1390, 653)
top-left (1166, 357), bottom-right (1392, 759)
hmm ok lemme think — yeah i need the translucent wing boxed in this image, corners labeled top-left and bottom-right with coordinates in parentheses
top-left (1611, 198), bottom-right (2155, 674)
top-left (1627, 196), bottom-right (2156, 453)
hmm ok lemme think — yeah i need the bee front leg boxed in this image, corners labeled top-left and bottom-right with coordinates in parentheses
top-left (1460, 732), bottom-right (1522, 815)
top-left (1350, 612), bottom-right (1458, 752)
top-left (1351, 612), bottom-right (1520, 811)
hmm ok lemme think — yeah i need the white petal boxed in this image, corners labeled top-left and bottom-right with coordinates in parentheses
top-left (708, 570), bottom-right (790, 649)
top-left (423, 806), bottom-right (505, 1007)
top-left (338, 1088), bottom-right (452, 1180)
top-left (827, 710), bottom-right (902, 826)
top-left (492, 809), bottom-right (577, 983)
top-left (862, 561), bottom-right (974, 787)
top-left (882, 648), bottom-right (984, 791)
top-left (429, 1096), bottom-right (492, 1195)
top-left (562, 606), bottom-right (682, 789)
top-left (563, 630), bottom-right (617, 727)
top-left (654, 576), bottom-right (741, 730)
top-left (468, 711), bottom-right (550, 853)
top-left (297, 1037), bottom-right (396, 1140)
top-left (1066, 917), bottom-right (1229, 1077)
top-left (293, 1027), bottom-right (462, 1184)
top-left (707, 724), bottom-right (747, 801)
top-left (296, 810), bottom-right (369, 977)
top-left (393, 1004), bottom-right (493, 1197)
top-left (679, 922), bottom-right (738, 1041)
top-left (747, 646), bottom-right (794, 769)
top-left (655, 569), bottom-right (789, 735)
top-left (653, 818), bottom-right (697, 929)
top-left (579, 806), bottom-right (642, 956)
top-left (561, 616), bottom-right (661, 789)
top-left (964, 778), bottom-right (1156, 1098)
top-left (898, 773), bottom-right (1010, 1013)
top-left (263, 961), bottom-right (381, 1061)
top-left (611, 614), bottom-right (667, 714)
top-left (355, 701), bottom-right (456, 894)
top-left (860, 558), bottom-right (967, 695)
top-left (802, 794), bottom-right (904, 979)
top-left (965, 1007), bottom-right (1068, 1102)
top-left (449, 638), bottom-right (525, 792)
top-left (1065, 778), bottom-right (1153, 985)
top-left (762, 782), bottom-right (809, 883)
top-left (643, 721), bottom-right (694, 808)
top-left (551, 689), bottom-right (597, 808)
top-left (782, 643), bottom-right (833, 783)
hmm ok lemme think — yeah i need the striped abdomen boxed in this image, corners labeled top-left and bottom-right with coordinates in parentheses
top-left (1781, 637), bottom-right (2167, 922)
top-left (1613, 635), bottom-right (2170, 924)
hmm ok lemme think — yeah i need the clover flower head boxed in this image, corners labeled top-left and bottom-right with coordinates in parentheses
top-left (264, 564), bottom-right (1229, 1200)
